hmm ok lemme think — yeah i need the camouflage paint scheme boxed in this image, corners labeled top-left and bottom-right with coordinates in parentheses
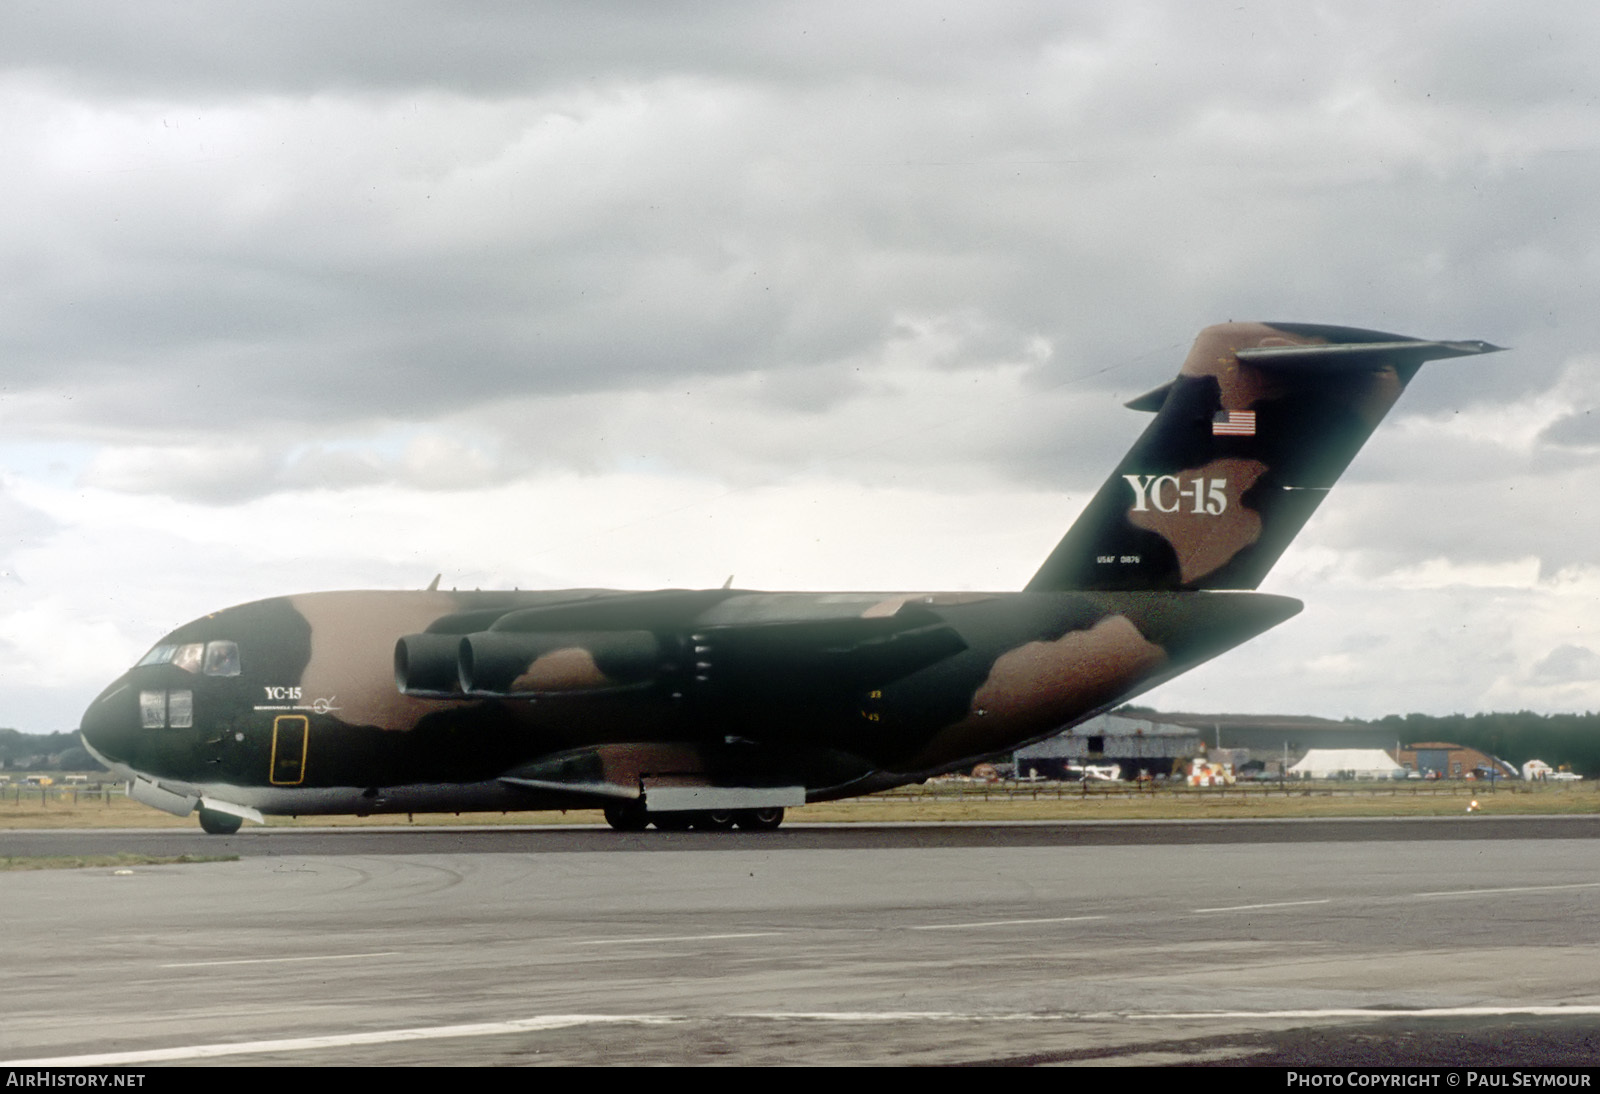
top-left (79, 323), bottom-right (1499, 832)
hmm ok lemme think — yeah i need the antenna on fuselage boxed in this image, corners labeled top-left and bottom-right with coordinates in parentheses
top-left (426, 573), bottom-right (441, 592)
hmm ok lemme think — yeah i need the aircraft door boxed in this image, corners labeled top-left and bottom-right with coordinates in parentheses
top-left (270, 715), bottom-right (309, 785)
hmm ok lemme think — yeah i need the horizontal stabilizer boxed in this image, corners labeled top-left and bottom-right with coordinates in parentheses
top-left (1236, 337), bottom-right (1502, 370)
top-left (1124, 381), bottom-right (1174, 412)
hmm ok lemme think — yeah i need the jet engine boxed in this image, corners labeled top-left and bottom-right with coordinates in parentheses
top-left (396, 629), bottom-right (665, 698)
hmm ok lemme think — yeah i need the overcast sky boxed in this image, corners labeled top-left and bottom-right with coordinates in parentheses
top-left (3, 1), bottom-right (1598, 730)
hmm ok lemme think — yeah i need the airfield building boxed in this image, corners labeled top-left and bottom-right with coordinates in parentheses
top-left (1286, 748), bottom-right (1405, 779)
top-left (1395, 742), bottom-right (1517, 780)
top-left (1013, 714), bottom-right (1201, 780)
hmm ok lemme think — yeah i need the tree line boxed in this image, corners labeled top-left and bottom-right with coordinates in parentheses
top-left (0, 728), bottom-right (101, 773)
top-left (1367, 711), bottom-right (1600, 776)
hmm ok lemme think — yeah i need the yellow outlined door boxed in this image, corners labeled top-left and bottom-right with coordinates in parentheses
top-left (270, 715), bottom-right (309, 785)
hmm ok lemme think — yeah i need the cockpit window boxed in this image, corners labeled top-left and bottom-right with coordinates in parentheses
top-left (134, 639), bottom-right (241, 675)
top-left (204, 640), bottom-right (241, 677)
top-left (136, 645), bottom-right (176, 668)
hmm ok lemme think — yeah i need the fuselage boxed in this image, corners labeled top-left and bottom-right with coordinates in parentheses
top-left (79, 585), bottom-right (1298, 818)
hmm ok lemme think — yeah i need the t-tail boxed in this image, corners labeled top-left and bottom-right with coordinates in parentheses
top-left (1027, 321), bottom-right (1502, 592)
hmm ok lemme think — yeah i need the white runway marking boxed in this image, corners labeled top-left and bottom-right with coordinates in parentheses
top-left (5, 1016), bottom-right (682, 1067)
top-left (738, 1011), bottom-right (1070, 1021)
top-left (568, 932), bottom-right (784, 946)
top-left (1413, 882), bottom-right (1600, 898)
top-left (1133, 1006), bottom-right (1600, 1020)
top-left (908, 915), bottom-right (1106, 931)
top-left (161, 951), bottom-right (401, 968)
top-left (1191, 899), bottom-right (1331, 913)
top-left (21, 1006), bottom-right (1600, 1066)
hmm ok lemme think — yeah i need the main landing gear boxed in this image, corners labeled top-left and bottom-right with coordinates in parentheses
top-left (602, 802), bottom-right (785, 832)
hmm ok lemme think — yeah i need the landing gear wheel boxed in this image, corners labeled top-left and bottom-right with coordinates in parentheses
top-left (603, 801), bottom-right (649, 832)
top-left (197, 808), bottom-right (243, 836)
top-left (733, 807), bottom-right (784, 831)
top-left (693, 810), bottom-right (736, 831)
top-left (649, 812), bottom-right (695, 831)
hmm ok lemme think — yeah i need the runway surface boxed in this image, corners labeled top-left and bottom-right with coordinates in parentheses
top-left (5, 818), bottom-right (1600, 1066)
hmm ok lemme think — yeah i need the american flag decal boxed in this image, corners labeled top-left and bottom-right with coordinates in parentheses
top-left (1212, 409), bottom-right (1256, 436)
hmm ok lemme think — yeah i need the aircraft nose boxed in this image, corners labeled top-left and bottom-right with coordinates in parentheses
top-left (80, 674), bottom-right (139, 764)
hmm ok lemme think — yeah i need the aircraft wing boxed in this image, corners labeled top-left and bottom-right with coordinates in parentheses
top-left (397, 592), bottom-right (968, 700)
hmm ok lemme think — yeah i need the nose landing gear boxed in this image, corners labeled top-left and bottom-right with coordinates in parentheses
top-left (197, 808), bottom-right (243, 835)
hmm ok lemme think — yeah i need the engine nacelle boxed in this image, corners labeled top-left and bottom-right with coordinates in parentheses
top-left (394, 632), bottom-right (468, 698)
top-left (458, 629), bottom-right (663, 697)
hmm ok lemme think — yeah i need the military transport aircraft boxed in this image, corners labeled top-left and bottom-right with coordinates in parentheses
top-left (80, 322), bottom-right (1499, 834)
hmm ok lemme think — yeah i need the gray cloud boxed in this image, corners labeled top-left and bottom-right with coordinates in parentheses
top-left (1530, 643), bottom-right (1600, 684)
top-left (7, 2), bottom-right (1596, 450)
top-left (0, 490), bottom-right (63, 573)
top-left (1540, 410), bottom-right (1600, 450)
top-left (1, 2), bottom-right (1104, 96)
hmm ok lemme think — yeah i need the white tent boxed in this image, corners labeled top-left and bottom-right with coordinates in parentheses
top-left (1287, 748), bottom-right (1405, 779)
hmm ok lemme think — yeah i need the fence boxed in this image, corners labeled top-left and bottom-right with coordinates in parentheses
top-left (857, 778), bottom-right (1538, 803)
top-left (2, 783), bottom-right (120, 806)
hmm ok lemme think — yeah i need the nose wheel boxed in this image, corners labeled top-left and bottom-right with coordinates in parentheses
top-left (197, 808), bottom-right (243, 835)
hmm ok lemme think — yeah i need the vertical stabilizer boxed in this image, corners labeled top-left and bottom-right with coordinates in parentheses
top-left (1026, 322), bottom-right (1500, 592)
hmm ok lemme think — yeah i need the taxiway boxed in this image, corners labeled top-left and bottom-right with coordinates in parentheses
top-left (4, 819), bottom-right (1598, 1066)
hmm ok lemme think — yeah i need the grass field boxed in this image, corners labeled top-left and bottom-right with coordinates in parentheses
top-left (1, 779), bottom-right (1594, 829)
